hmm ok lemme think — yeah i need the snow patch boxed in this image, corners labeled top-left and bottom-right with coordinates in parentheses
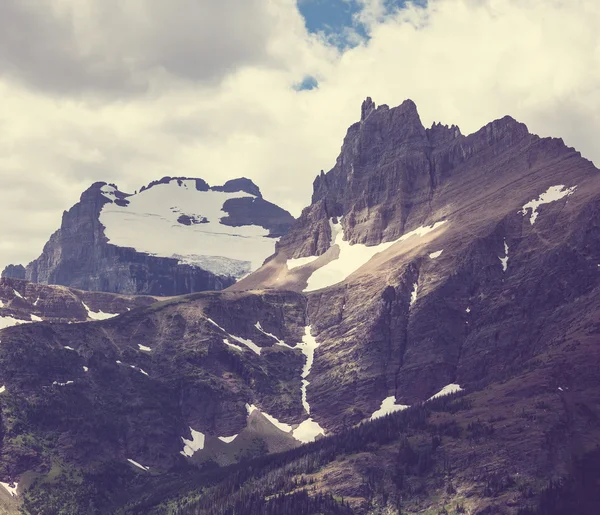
top-left (292, 418), bottom-right (325, 443)
top-left (99, 180), bottom-right (277, 278)
top-left (223, 338), bottom-right (243, 352)
top-left (83, 366), bottom-right (89, 372)
top-left (499, 239), bottom-right (509, 272)
top-left (33, 297), bottom-right (40, 306)
top-left (127, 458), bottom-right (150, 471)
top-left (0, 386), bottom-right (5, 393)
top-left (63, 346), bottom-right (75, 351)
top-left (466, 307), bottom-right (471, 313)
top-left (429, 250), bottom-right (443, 259)
top-left (520, 185), bottom-right (576, 225)
top-left (370, 396), bottom-right (409, 420)
top-left (138, 344), bottom-right (152, 352)
top-left (245, 403), bottom-right (292, 433)
top-left (82, 302), bottom-right (119, 321)
top-left (428, 383), bottom-right (463, 401)
top-left (181, 427), bottom-right (205, 457)
top-left (261, 411), bottom-right (293, 433)
top-left (52, 380), bottom-right (74, 386)
top-left (30, 314), bottom-right (42, 322)
top-left (100, 184), bottom-right (118, 201)
top-left (207, 317), bottom-right (261, 355)
top-left (0, 481), bottom-right (18, 497)
top-left (130, 365), bottom-right (149, 376)
top-left (287, 255), bottom-right (320, 270)
top-left (410, 283), bottom-right (418, 307)
top-left (12, 289), bottom-right (23, 300)
top-left (305, 219), bottom-right (447, 292)
top-left (218, 434), bottom-right (238, 444)
top-left (0, 316), bottom-right (28, 330)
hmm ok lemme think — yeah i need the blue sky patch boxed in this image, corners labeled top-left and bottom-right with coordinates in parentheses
top-left (297, 0), bottom-right (425, 49)
top-left (293, 76), bottom-right (320, 91)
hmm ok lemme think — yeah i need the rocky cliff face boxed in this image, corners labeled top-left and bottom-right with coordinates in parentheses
top-left (3, 177), bottom-right (294, 296)
top-left (236, 97), bottom-right (600, 431)
top-left (2, 99), bottom-right (600, 514)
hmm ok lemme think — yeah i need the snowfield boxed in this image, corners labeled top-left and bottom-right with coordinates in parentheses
top-left (181, 427), bottom-right (206, 457)
top-left (520, 184), bottom-right (576, 225)
top-left (370, 396), bottom-right (409, 420)
top-left (428, 384), bottom-right (463, 401)
top-left (99, 180), bottom-right (279, 278)
top-left (304, 218), bottom-right (447, 292)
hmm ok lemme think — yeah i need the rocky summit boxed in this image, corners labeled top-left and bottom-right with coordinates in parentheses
top-left (2, 177), bottom-right (294, 296)
top-left (1, 99), bottom-right (600, 515)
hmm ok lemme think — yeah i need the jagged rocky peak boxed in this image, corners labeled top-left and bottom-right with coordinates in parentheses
top-left (2, 176), bottom-right (294, 296)
top-left (1, 264), bottom-right (25, 280)
top-left (236, 96), bottom-right (590, 297)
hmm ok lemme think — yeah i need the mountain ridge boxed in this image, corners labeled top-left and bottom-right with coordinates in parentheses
top-left (1, 98), bottom-right (600, 514)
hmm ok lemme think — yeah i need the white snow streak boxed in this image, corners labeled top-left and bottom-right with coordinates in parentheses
top-left (499, 239), bottom-right (509, 272)
top-left (218, 434), bottom-right (238, 443)
top-left (130, 365), bottom-right (149, 376)
top-left (127, 459), bottom-right (150, 471)
top-left (0, 316), bottom-right (28, 330)
top-left (12, 289), bottom-right (23, 300)
top-left (297, 326), bottom-right (319, 415)
top-left (223, 338), bottom-right (243, 352)
top-left (370, 396), bottom-right (409, 420)
top-left (52, 380), bottom-right (74, 386)
top-left (63, 346), bottom-right (75, 351)
top-left (305, 219), bottom-right (447, 292)
top-left (138, 344), bottom-right (152, 352)
top-left (82, 302), bottom-right (119, 321)
top-left (429, 250), bottom-right (443, 259)
top-left (410, 283), bottom-right (418, 307)
top-left (246, 403), bottom-right (293, 433)
top-left (0, 481), bottom-right (18, 497)
top-left (207, 318), bottom-right (262, 355)
top-left (520, 185), bottom-right (576, 225)
top-left (181, 427), bottom-right (206, 457)
top-left (30, 314), bottom-right (42, 322)
top-left (428, 384), bottom-right (463, 401)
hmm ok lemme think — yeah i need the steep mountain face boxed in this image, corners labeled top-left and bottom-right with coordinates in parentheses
top-left (1, 99), bottom-right (600, 514)
top-left (2, 177), bottom-right (294, 296)
top-left (240, 97), bottom-right (600, 432)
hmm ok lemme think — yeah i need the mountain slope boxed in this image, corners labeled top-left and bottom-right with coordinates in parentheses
top-left (1, 99), bottom-right (600, 514)
top-left (3, 177), bottom-right (294, 296)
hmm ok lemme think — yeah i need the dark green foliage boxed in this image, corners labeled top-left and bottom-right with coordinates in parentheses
top-left (516, 449), bottom-right (600, 515)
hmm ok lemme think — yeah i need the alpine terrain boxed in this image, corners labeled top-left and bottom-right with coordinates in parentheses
top-left (2, 177), bottom-right (294, 296)
top-left (1, 98), bottom-right (599, 515)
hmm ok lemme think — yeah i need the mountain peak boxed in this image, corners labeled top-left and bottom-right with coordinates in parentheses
top-left (361, 97), bottom-right (376, 121)
top-left (213, 177), bottom-right (262, 198)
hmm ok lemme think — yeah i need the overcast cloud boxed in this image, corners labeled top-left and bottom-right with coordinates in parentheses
top-left (0, 0), bottom-right (599, 269)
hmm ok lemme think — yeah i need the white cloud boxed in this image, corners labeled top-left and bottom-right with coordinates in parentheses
top-left (0, 0), bottom-right (599, 270)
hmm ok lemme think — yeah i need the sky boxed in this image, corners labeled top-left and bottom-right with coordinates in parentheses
top-left (0, 0), bottom-right (599, 269)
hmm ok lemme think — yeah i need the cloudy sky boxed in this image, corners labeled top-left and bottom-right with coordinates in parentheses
top-left (0, 0), bottom-right (599, 269)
